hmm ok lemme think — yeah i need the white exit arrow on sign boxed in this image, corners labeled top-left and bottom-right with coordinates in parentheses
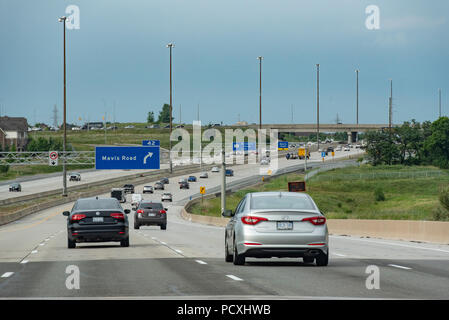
top-left (143, 152), bottom-right (153, 164)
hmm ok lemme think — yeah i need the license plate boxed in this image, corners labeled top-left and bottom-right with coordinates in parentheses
top-left (148, 213), bottom-right (156, 217)
top-left (92, 217), bottom-right (104, 223)
top-left (277, 221), bottom-right (293, 230)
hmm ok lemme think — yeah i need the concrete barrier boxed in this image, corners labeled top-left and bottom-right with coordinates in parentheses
top-left (326, 219), bottom-right (449, 244)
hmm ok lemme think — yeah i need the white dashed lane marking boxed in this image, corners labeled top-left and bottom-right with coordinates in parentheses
top-left (195, 260), bottom-right (207, 265)
top-left (388, 264), bottom-right (412, 270)
top-left (226, 275), bottom-right (243, 281)
top-left (1, 272), bottom-right (14, 278)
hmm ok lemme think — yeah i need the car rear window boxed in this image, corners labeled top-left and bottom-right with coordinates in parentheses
top-left (74, 198), bottom-right (121, 210)
top-left (250, 194), bottom-right (315, 210)
top-left (140, 202), bottom-right (163, 209)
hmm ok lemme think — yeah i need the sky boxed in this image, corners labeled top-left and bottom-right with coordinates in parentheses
top-left (0, 0), bottom-right (448, 126)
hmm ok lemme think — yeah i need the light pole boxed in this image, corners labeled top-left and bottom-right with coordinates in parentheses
top-left (59, 16), bottom-right (68, 197)
top-left (257, 56), bottom-right (263, 132)
top-left (356, 69), bottom-right (359, 142)
top-left (439, 88), bottom-right (442, 118)
top-left (167, 43), bottom-right (174, 173)
top-left (316, 64), bottom-right (320, 151)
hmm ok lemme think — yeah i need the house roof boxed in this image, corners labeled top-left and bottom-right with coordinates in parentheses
top-left (0, 116), bottom-right (29, 132)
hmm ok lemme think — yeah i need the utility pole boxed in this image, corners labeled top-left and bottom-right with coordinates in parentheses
top-left (316, 64), bottom-right (320, 150)
top-left (221, 149), bottom-right (226, 215)
top-left (58, 16), bottom-right (68, 197)
top-left (389, 79), bottom-right (393, 136)
top-left (356, 69), bottom-right (359, 142)
top-left (52, 104), bottom-right (58, 129)
top-left (167, 43), bottom-right (175, 173)
top-left (258, 56), bottom-right (263, 131)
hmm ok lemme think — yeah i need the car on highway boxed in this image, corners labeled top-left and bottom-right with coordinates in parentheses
top-left (123, 184), bottom-right (135, 194)
top-left (131, 193), bottom-right (143, 210)
top-left (134, 201), bottom-right (167, 230)
top-left (200, 172), bottom-right (208, 178)
top-left (343, 146), bottom-right (350, 151)
top-left (260, 158), bottom-right (270, 165)
top-left (178, 178), bottom-right (187, 184)
top-left (154, 182), bottom-right (165, 190)
top-left (179, 181), bottom-right (190, 189)
top-left (222, 192), bottom-right (328, 266)
top-left (211, 166), bottom-right (220, 173)
top-left (225, 169), bottom-right (234, 177)
top-left (63, 197), bottom-right (131, 248)
top-left (143, 185), bottom-right (154, 194)
top-left (161, 193), bottom-right (173, 202)
top-left (111, 188), bottom-right (126, 203)
top-left (188, 175), bottom-right (197, 182)
top-left (160, 177), bottom-right (169, 184)
top-left (9, 183), bottom-right (21, 192)
top-left (69, 172), bottom-right (81, 181)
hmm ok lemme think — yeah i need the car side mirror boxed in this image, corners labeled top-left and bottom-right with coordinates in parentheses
top-left (164, 208), bottom-right (168, 211)
top-left (222, 209), bottom-right (233, 217)
top-left (124, 209), bottom-right (131, 214)
top-left (62, 211), bottom-right (70, 216)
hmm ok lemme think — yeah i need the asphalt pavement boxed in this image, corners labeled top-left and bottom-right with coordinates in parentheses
top-left (1, 148), bottom-right (447, 299)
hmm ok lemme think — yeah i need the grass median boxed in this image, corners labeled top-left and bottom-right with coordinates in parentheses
top-left (189, 164), bottom-right (449, 221)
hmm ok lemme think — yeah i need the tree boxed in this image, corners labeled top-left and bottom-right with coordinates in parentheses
top-left (394, 120), bottom-right (422, 165)
top-left (364, 130), bottom-right (400, 165)
top-left (147, 111), bottom-right (155, 123)
top-left (424, 117), bottom-right (449, 168)
top-left (157, 104), bottom-right (173, 123)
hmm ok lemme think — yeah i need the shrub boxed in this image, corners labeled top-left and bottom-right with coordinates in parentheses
top-left (0, 165), bottom-right (9, 173)
top-left (438, 186), bottom-right (449, 212)
top-left (433, 207), bottom-right (449, 221)
top-left (374, 188), bottom-right (386, 201)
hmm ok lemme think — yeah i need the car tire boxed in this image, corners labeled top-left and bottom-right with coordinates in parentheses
top-left (68, 238), bottom-right (76, 249)
top-left (160, 224), bottom-right (167, 230)
top-left (225, 240), bottom-right (233, 263)
top-left (134, 223), bottom-right (140, 230)
top-left (233, 239), bottom-right (245, 265)
top-left (303, 256), bottom-right (314, 264)
top-left (120, 236), bottom-right (130, 247)
top-left (316, 250), bottom-right (329, 266)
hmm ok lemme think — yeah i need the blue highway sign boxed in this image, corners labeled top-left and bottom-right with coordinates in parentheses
top-left (233, 142), bottom-right (256, 152)
top-left (95, 146), bottom-right (160, 170)
top-left (142, 140), bottom-right (160, 147)
top-left (321, 151), bottom-right (326, 158)
top-left (278, 141), bottom-right (289, 150)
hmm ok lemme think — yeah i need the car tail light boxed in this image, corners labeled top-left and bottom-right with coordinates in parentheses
top-left (136, 209), bottom-right (143, 218)
top-left (244, 242), bottom-right (262, 245)
top-left (302, 216), bottom-right (326, 225)
top-left (241, 216), bottom-right (268, 225)
top-left (159, 210), bottom-right (166, 215)
top-left (71, 214), bottom-right (86, 222)
top-left (136, 209), bottom-right (144, 214)
top-left (111, 213), bottom-right (125, 220)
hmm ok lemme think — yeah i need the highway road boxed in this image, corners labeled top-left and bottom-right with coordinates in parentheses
top-left (2, 147), bottom-right (448, 299)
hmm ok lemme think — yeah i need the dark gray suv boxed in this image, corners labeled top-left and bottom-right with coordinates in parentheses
top-left (134, 201), bottom-right (167, 230)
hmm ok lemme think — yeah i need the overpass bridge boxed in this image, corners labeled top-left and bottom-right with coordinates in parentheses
top-left (246, 123), bottom-right (393, 143)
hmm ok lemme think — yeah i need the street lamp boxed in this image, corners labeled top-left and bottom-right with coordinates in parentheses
top-left (257, 56), bottom-right (263, 131)
top-left (316, 64), bottom-right (320, 150)
top-left (59, 16), bottom-right (68, 197)
top-left (356, 69), bottom-right (359, 142)
top-left (167, 43), bottom-right (175, 173)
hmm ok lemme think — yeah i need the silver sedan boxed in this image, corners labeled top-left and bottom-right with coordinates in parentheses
top-left (223, 192), bottom-right (328, 266)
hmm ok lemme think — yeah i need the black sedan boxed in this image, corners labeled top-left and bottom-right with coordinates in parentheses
top-left (134, 201), bottom-right (167, 230)
top-left (9, 183), bottom-right (21, 192)
top-left (179, 181), bottom-right (189, 189)
top-left (123, 184), bottom-right (135, 193)
top-left (160, 177), bottom-right (169, 184)
top-left (63, 197), bottom-right (130, 248)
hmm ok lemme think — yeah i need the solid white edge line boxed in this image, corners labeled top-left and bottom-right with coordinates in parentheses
top-left (31, 250), bottom-right (38, 254)
top-left (388, 264), bottom-right (412, 270)
top-left (1, 272), bottom-right (14, 278)
top-left (21, 260), bottom-right (29, 264)
top-left (195, 260), bottom-right (207, 265)
top-left (332, 253), bottom-right (346, 257)
top-left (330, 235), bottom-right (449, 254)
top-left (226, 275), bottom-right (243, 281)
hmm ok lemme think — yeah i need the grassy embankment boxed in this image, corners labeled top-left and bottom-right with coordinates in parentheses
top-left (189, 164), bottom-right (449, 221)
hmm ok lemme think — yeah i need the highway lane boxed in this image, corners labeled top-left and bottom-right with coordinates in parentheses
top-left (6, 148), bottom-right (447, 298)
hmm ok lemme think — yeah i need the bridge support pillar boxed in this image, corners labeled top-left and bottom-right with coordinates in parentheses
top-left (347, 132), bottom-right (358, 144)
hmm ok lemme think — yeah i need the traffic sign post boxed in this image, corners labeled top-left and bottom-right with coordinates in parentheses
top-left (49, 151), bottom-right (58, 166)
top-left (321, 151), bottom-right (326, 162)
top-left (200, 186), bottom-right (206, 214)
top-left (95, 146), bottom-right (160, 169)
